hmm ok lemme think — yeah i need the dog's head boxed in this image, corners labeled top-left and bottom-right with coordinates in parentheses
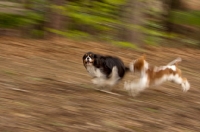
top-left (130, 54), bottom-right (148, 73)
top-left (83, 52), bottom-right (96, 67)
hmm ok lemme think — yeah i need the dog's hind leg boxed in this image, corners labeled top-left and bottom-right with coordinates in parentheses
top-left (181, 78), bottom-right (190, 92)
top-left (124, 77), bottom-right (148, 97)
top-left (169, 74), bottom-right (190, 92)
top-left (106, 66), bottom-right (120, 87)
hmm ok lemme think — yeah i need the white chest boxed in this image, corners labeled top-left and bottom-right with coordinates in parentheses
top-left (86, 65), bottom-right (96, 77)
top-left (86, 65), bottom-right (105, 78)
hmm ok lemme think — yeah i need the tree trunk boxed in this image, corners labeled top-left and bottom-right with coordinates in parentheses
top-left (45, 0), bottom-right (65, 38)
top-left (163, 0), bottom-right (183, 32)
top-left (121, 0), bottom-right (146, 46)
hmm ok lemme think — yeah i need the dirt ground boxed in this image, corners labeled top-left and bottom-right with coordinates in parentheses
top-left (0, 37), bottom-right (200, 132)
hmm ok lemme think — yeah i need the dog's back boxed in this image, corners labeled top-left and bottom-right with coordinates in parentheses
top-left (102, 56), bottom-right (127, 78)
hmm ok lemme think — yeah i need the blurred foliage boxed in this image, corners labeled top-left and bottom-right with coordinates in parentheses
top-left (0, 13), bottom-right (25, 28)
top-left (0, 0), bottom-right (199, 47)
top-left (112, 41), bottom-right (138, 49)
top-left (64, 1), bottom-right (125, 40)
top-left (47, 28), bottom-right (91, 40)
top-left (170, 10), bottom-right (200, 27)
top-left (0, 11), bottom-right (44, 28)
top-left (31, 29), bottom-right (45, 38)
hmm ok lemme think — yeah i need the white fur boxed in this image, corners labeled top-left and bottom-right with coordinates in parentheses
top-left (85, 56), bottom-right (92, 63)
top-left (182, 80), bottom-right (190, 92)
top-left (162, 65), bottom-right (176, 71)
top-left (153, 65), bottom-right (176, 73)
top-left (124, 74), bottom-right (149, 96)
top-left (124, 58), bottom-right (190, 97)
top-left (91, 66), bottom-right (120, 87)
top-left (141, 60), bottom-right (149, 76)
top-left (86, 65), bottom-right (105, 78)
top-left (143, 60), bottom-right (149, 71)
top-left (129, 60), bottom-right (135, 72)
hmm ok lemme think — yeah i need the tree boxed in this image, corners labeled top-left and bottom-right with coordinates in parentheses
top-left (122, 0), bottom-right (146, 46)
top-left (46, 0), bottom-right (66, 38)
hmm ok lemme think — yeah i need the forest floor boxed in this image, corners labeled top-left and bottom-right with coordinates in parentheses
top-left (0, 37), bottom-right (200, 132)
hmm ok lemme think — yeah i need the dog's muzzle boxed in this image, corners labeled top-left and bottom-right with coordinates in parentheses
top-left (85, 57), bottom-right (92, 64)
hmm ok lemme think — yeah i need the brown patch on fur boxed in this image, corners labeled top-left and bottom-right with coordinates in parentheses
top-left (126, 55), bottom-right (190, 94)
top-left (132, 55), bottom-right (190, 88)
top-left (182, 77), bottom-right (187, 82)
top-left (147, 67), bottom-right (178, 85)
top-left (133, 55), bottom-right (185, 86)
top-left (177, 68), bottom-right (182, 76)
top-left (133, 55), bottom-right (145, 72)
top-left (176, 68), bottom-right (189, 85)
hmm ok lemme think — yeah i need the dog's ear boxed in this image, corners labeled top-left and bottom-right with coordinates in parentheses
top-left (94, 54), bottom-right (97, 58)
top-left (93, 54), bottom-right (100, 67)
top-left (82, 54), bottom-right (86, 60)
top-left (142, 54), bottom-right (146, 60)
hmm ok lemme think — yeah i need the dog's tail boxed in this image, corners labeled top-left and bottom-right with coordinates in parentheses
top-left (125, 67), bottom-right (130, 72)
top-left (167, 57), bottom-right (182, 66)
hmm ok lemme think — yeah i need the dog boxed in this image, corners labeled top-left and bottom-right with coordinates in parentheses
top-left (124, 55), bottom-right (190, 96)
top-left (83, 52), bottom-right (129, 87)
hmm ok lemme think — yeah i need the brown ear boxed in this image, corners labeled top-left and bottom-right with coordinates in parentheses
top-left (142, 54), bottom-right (146, 60)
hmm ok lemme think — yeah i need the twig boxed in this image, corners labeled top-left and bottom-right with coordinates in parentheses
top-left (94, 88), bottom-right (123, 96)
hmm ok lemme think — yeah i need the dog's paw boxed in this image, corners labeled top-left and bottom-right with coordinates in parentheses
top-left (181, 80), bottom-right (190, 92)
top-left (92, 78), bottom-right (102, 85)
top-left (124, 81), bottom-right (130, 90)
top-left (92, 78), bottom-right (106, 87)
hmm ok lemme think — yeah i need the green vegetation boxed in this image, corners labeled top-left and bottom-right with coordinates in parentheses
top-left (171, 11), bottom-right (200, 27)
top-left (0, 0), bottom-right (199, 47)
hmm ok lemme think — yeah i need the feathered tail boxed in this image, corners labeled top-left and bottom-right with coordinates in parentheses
top-left (167, 57), bottom-right (182, 66)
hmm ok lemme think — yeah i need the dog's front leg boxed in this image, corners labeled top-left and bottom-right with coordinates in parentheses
top-left (124, 80), bottom-right (139, 96)
top-left (124, 77), bottom-right (148, 97)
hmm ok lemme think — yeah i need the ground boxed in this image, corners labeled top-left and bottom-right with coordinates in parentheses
top-left (0, 37), bottom-right (200, 132)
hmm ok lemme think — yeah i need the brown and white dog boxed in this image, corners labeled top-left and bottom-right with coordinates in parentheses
top-left (124, 55), bottom-right (190, 96)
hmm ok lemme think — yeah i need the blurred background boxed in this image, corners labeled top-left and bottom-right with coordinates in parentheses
top-left (0, 0), bottom-right (200, 46)
top-left (0, 0), bottom-right (200, 132)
